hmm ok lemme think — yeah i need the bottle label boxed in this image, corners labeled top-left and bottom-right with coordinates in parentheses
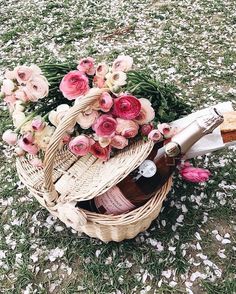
top-left (94, 186), bottom-right (136, 215)
top-left (138, 160), bottom-right (157, 178)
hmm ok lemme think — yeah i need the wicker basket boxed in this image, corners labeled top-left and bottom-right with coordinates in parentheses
top-left (16, 90), bottom-right (172, 242)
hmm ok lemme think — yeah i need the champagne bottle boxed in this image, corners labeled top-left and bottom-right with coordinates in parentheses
top-left (78, 109), bottom-right (235, 215)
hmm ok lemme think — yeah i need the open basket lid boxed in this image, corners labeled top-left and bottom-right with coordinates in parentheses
top-left (54, 140), bottom-right (154, 202)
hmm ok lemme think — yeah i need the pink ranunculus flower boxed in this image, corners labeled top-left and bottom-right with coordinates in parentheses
top-left (77, 57), bottom-right (95, 75)
top-left (30, 158), bottom-right (43, 168)
top-left (134, 98), bottom-right (155, 125)
top-left (157, 123), bottom-right (172, 137)
top-left (2, 130), bottom-right (18, 145)
top-left (60, 71), bottom-right (89, 100)
top-left (76, 108), bottom-right (99, 129)
top-left (141, 124), bottom-right (154, 136)
top-left (69, 135), bottom-right (92, 156)
top-left (112, 55), bottom-right (133, 72)
top-left (180, 162), bottom-right (211, 183)
top-left (1, 79), bottom-right (15, 95)
top-left (32, 117), bottom-right (45, 131)
top-left (93, 76), bottom-right (105, 88)
top-left (24, 75), bottom-right (49, 101)
top-left (15, 88), bottom-right (29, 102)
top-left (96, 63), bottom-right (109, 77)
top-left (92, 115), bottom-right (117, 138)
top-left (99, 92), bottom-right (113, 112)
top-left (13, 64), bottom-right (42, 84)
top-left (148, 129), bottom-right (163, 142)
top-left (112, 95), bottom-right (141, 120)
top-left (116, 118), bottom-right (139, 138)
top-left (18, 134), bottom-right (38, 155)
top-left (111, 135), bottom-right (128, 149)
top-left (90, 142), bottom-right (111, 161)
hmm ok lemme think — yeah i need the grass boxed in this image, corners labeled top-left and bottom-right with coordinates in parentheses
top-left (0, 0), bottom-right (236, 293)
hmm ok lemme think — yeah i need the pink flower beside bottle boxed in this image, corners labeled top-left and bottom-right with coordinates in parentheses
top-left (179, 162), bottom-right (211, 183)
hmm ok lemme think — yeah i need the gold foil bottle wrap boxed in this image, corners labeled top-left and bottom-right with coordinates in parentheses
top-left (165, 108), bottom-right (224, 157)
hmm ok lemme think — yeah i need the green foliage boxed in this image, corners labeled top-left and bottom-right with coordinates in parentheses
top-left (126, 71), bottom-right (192, 123)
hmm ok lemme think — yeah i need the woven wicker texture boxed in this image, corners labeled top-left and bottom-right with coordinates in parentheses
top-left (16, 89), bottom-right (172, 241)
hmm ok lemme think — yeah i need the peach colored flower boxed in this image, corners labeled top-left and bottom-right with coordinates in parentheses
top-left (112, 55), bottom-right (133, 72)
top-left (76, 108), bottom-right (99, 129)
top-left (134, 98), bottom-right (155, 125)
top-left (34, 125), bottom-right (55, 151)
top-left (93, 76), bottom-right (105, 88)
top-left (2, 130), bottom-right (18, 145)
top-left (148, 129), bottom-right (163, 142)
top-left (24, 75), bottom-right (49, 101)
top-left (77, 57), bottom-right (95, 75)
top-left (116, 118), bottom-right (139, 138)
top-left (20, 121), bottom-right (34, 135)
top-left (49, 104), bottom-right (70, 127)
top-left (99, 92), bottom-right (113, 112)
top-left (111, 135), bottom-right (128, 149)
top-left (98, 137), bottom-right (112, 148)
top-left (60, 71), bottom-right (89, 100)
top-left (96, 63), bottom-right (109, 77)
top-left (92, 115), bottom-right (117, 138)
top-left (14, 147), bottom-right (25, 156)
top-left (69, 135), bottom-right (92, 156)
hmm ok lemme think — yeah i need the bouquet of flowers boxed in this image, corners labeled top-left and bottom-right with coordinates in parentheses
top-left (1, 55), bottom-right (191, 167)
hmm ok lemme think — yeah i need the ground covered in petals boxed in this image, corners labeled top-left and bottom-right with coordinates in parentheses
top-left (0, 0), bottom-right (235, 293)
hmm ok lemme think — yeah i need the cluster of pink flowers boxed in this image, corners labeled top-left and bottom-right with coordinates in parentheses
top-left (1, 56), bottom-right (178, 166)
top-left (57, 56), bottom-right (177, 161)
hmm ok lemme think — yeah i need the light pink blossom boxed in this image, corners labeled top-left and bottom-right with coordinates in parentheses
top-left (24, 75), bottom-right (49, 101)
top-left (1, 79), bottom-right (15, 95)
top-left (2, 130), bottom-right (18, 145)
top-left (112, 55), bottom-right (133, 72)
top-left (99, 92), bottom-right (113, 112)
top-left (111, 135), bottom-right (128, 149)
top-left (96, 63), bottom-right (109, 77)
top-left (148, 129), bottom-right (163, 142)
top-left (158, 123), bottom-right (171, 137)
top-left (116, 118), bottom-right (139, 138)
top-left (77, 57), bottom-right (95, 75)
top-left (32, 117), bottom-right (45, 131)
top-left (76, 108), bottom-right (99, 129)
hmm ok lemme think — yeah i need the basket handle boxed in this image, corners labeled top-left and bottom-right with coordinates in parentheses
top-left (43, 89), bottom-right (106, 205)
